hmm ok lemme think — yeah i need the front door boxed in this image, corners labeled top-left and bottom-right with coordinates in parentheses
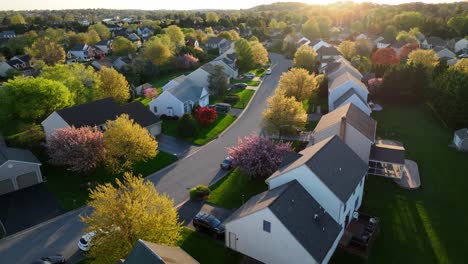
top-left (167, 107), bottom-right (173, 116)
top-left (228, 232), bottom-right (237, 250)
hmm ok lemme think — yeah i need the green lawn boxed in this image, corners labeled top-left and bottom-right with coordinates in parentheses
top-left (230, 79), bottom-right (261, 86)
top-left (134, 96), bottom-right (152, 106)
top-left (232, 89), bottom-right (255, 109)
top-left (162, 114), bottom-right (236, 145)
top-left (44, 151), bottom-right (178, 211)
top-left (178, 228), bottom-right (241, 264)
top-left (207, 168), bottom-right (268, 209)
top-left (332, 105), bottom-right (467, 264)
top-left (211, 89), bottom-right (255, 109)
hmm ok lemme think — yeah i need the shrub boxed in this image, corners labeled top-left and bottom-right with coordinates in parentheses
top-left (6, 124), bottom-right (45, 150)
top-left (194, 106), bottom-right (218, 126)
top-left (190, 185), bottom-right (211, 200)
top-left (177, 113), bottom-right (197, 137)
top-left (143, 88), bottom-right (158, 99)
top-left (224, 94), bottom-right (240, 104)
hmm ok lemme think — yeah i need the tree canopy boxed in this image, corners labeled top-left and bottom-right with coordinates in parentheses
top-left (94, 67), bottom-right (130, 103)
top-left (278, 68), bottom-right (317, 101)
top-left (165, 25), bottom-right (185, 47)
top-left (235, 38), bottom-right (255, 71)
top-left (88, 24), bottom-right (111, 39)
top-left (143, 38), bottom-right (173, 66)
top-left (112, 36), bottom-right (135, 56)
top-left (208, 64), bottom-right (229, 98)
top-left (371, 48), bottom-right (400, 65)
top-left (0, 77), bottom-right (72, 121)
top-left (338, 40), bottom-right (356, 60)
top-left (26, 38), bottom-right (65, 66)
top-left (263, 89), bottom-right (307, 135)
top-left (293, 45), bottom-right (317, 73)
top-left (250, 41), bottom-right (269, 65)
top-left (302, 19), bottom-right (320, 40)
top-left (81, 172), bottom-right (181, 263)
top-left (103, 114), bottom-right (158, 173)
top-left (407, 49), bottom-right (439, 69)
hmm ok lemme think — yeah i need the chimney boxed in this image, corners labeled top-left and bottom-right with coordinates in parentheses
top-left (339, 117), bottom-right (347, 140)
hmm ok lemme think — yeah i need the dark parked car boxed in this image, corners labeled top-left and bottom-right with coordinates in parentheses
top-left (233, 82), bottom-right (248, 89)
top-left (220, 156), bottom-right (233, 170)
top-left (30, 255), bottom-right (66, 264)
top-left (209, 103), bottom-right (231, 113)
top-left (192, 212), bottom-right (225, 239)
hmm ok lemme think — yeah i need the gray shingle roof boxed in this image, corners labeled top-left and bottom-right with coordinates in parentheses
top-left (69, 44), bottom-right (87, 51)
top-left (124, 239), bottom-right (198, 264)
top-left (426, 36), bottom-right (446, 47)
top-left (333, 88), bottom-right (368, 110)
top-left (317, 46), bottom-right (342, 57)
top-left (370, 144), bottom-right (405, 164)
top-left (225, 180), bottom-right (342, 263)
top-left (326, 58), bottom-right (362, 81)
top-left (329, 71), bottom-right (367, 93)
top-left (167, 79), bottom-right (205, 103)
top-left (206, 37), bottom-right (225, 46)
top-left (56, 98), bottom-right (159, 128)
top-left (268, 136), bottom-right (368, 202)
top-left (314, 103), bottom-right (376, 142)
top-left (0, 145), bottom-right (41, 165)
top-left (455, 128), bottom-right (468, 139)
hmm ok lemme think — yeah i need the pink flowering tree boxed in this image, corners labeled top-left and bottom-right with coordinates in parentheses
top-left (143, 88), bottom-right (158, 99)
top-left (227, 134), bottom-right (292, 178)
top-left (175, 54), bottom-right (199, 70)
top-left (45, 126), bottom-right (104, 172)
top-left (368, 78), bottom-right (383, 93)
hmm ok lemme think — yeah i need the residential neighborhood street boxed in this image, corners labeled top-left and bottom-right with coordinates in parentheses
top-left (0, 53), bottom-right (291, 263)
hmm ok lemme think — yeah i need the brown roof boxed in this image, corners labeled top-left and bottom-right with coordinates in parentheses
top-left (314, 103), bottom-right (376, 142)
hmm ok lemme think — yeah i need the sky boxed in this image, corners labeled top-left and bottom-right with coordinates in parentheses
top-left (0, 0), bottom-right (461, 11)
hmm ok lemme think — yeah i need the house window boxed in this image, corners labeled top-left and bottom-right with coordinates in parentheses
top-left (343, 202), bottom-right (347, 213)
top-left (153, 106), bottom-right (158, 113)
top-left (263, 220), bottom-right (271, 233)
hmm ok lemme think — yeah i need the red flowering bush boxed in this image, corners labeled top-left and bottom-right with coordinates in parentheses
top-left (194, 106), bottom-right (218, 126)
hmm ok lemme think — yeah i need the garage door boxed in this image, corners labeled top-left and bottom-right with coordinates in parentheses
top-left (0, 179), bottom-right (15, 196)
top-left (149, 123), bottom-right (161, 136)
top-left (16, 172), bottom-right (39, 189)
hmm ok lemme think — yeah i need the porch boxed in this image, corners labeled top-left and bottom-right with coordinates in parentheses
top-left (339, 212), bottom-right (380, 258)
top-left (368, 143), bottom-right (405, 178)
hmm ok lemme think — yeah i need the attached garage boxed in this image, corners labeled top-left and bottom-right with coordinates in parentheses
top-left (0, 179), bottom-right (15, 196)
top-left (16, 172), bottom-right (41, 189)
top-left (1, 140), bottom-right (43, 196)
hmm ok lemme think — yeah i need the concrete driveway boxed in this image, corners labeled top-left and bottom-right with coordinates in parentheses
top-left (157, 134), bottom-right (200, 158)
top-left (0, 53), bottom-right (292, 263)
top-left (0, 184), bottom-right (64, 236)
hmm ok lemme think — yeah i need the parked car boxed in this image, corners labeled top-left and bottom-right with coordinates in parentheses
top-left (78, 231), bottom-right (96, 251)
top-left (244, 73), bottom-right (255, 78)
top-left (220, 156), bottom-right (233, 170)
top-left (266, 68), bottom-right (272, 75)
top-left (30, 255), bottom-right (66, 264)
top-left (210, 103), bottom-right (231, 113)
top-left (233, 82), bottom-right (248, 89)
top-left (192, 212), bottom-right (225, 239)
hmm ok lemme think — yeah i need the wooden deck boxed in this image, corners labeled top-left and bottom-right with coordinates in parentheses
top-left (339, 213), bottom-right (380, 258)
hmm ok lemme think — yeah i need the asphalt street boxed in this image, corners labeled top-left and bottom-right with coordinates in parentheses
top-left (0, 53), bottom-right (291, 263)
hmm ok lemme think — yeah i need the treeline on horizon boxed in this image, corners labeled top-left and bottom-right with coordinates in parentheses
top-left (0, 2), bottom-right (467, 39)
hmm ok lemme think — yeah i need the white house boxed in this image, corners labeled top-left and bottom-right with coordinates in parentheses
top-left (310, 39), bottom-right (331, 52)
top-left (149, 79), bottom-right (209, 117)
top-left (205, 37), bottom-right (232, 54)
top-left (454, 38), bottom-right (468, 53)
top-left (0, 139), bottom-right (43, 196)
top-left (434, 47), bottom-right (458, 65)
top-left (328, 72), bottom-right (370, 115)
top-left (453, 128), bottom-right (468, 152)
top-left (325, 57), bottom-right (363, 81)
top-left (67, 44), bottom-right (95, 62)
top-left (266, 135), bottom-right (368, 227)
top-left (313, 103), bottom-right (376, 163)
top-left (185, 62), bottom-right (232, 88)
top-left (0, 55), bottom-right (34, 77)
top-left (42, 98), bottom-right (161, 139)
top-left (224, 180), bottom-right (343, 264)
top-left (95, 39), bottom-right (112, 54)
top-left (210, 58), bottom-right (238, 79)
top-left (355, 33), bottom-right (368, 41)
top-left (0, 31), bottom-right (16, 39)
top-left (162, 75), bottom-right (187, 92)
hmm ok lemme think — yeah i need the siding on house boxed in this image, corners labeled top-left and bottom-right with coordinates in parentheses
top-left (226, 208), bottom-right (319, 264)
top-left (41, 111), bottom-right (71, 138)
